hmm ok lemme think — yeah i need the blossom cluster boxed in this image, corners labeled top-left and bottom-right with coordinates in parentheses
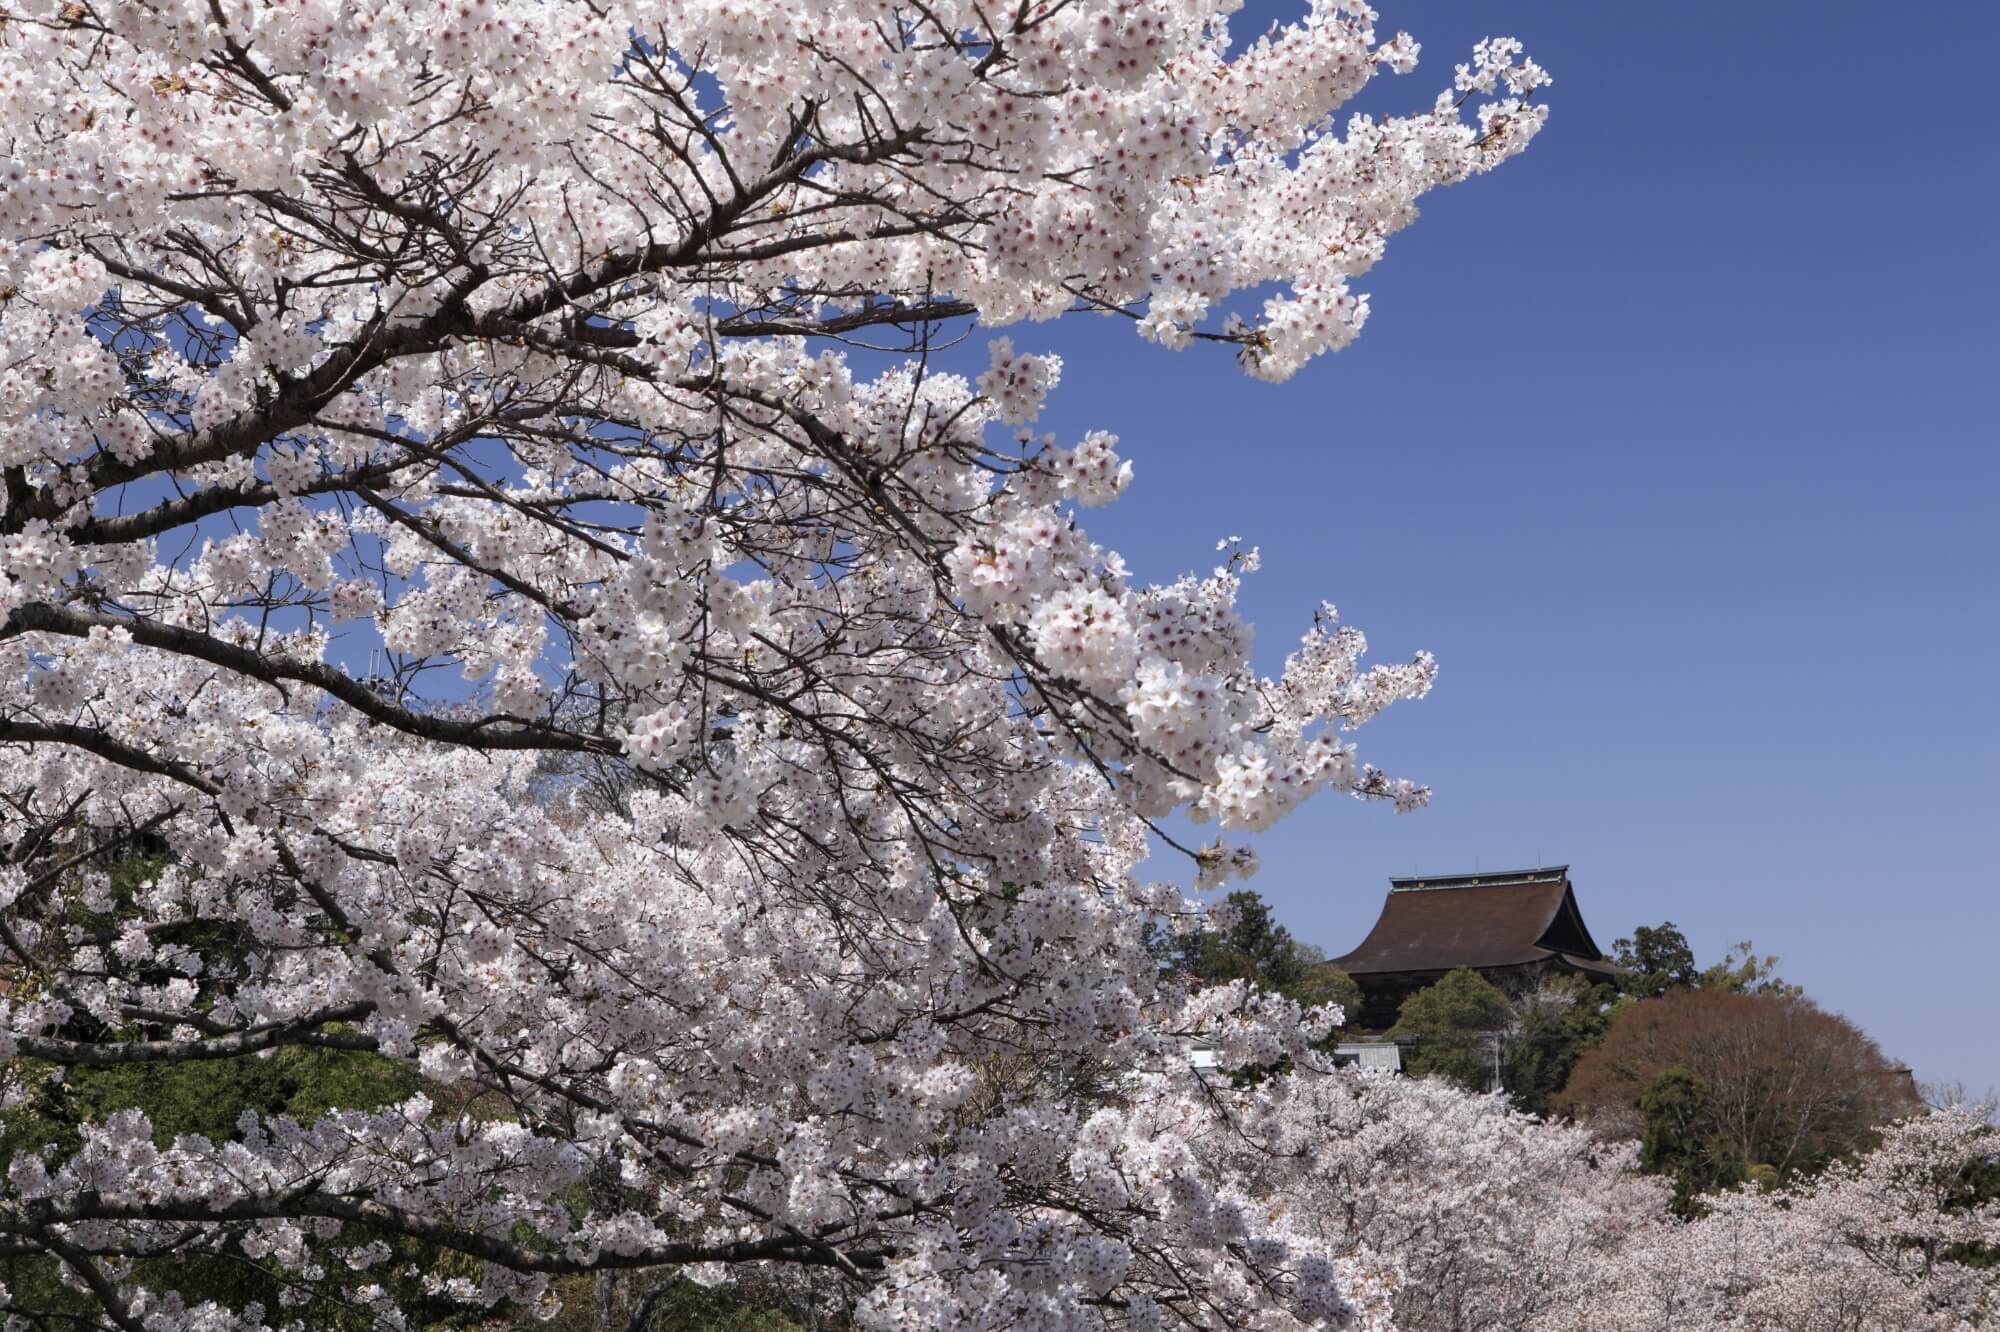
top-left (0, 1), bottom-right (1554, 1327)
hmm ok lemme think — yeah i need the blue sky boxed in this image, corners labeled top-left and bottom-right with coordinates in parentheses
top-left (1008, 0), bottom-right (1997, 1092)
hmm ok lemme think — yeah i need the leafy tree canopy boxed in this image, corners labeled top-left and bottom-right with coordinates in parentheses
top-left (1696, 939), bottom-right (1801, 997)
top-left (1390, 968), bottom-right (1512, 1093)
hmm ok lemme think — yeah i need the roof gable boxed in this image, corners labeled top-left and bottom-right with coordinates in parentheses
top-left (1535, 883), bottom-right (1607, 959)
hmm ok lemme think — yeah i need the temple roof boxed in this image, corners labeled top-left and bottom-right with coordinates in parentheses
top-left (1329, 866), bottom-right (1621, 979)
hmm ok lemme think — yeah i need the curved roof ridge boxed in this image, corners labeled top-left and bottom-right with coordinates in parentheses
top-left (1388, 865), bottom-right (1569, 892)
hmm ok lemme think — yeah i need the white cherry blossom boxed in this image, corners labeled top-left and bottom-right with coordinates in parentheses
top-left (0, 1), bottom-right (1555, 1327)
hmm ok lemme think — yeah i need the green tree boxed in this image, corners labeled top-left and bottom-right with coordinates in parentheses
top-left (542, 1270), bottom-right (813, 1332)
top-left (1389, 968), bottom-right (1512, 1092)
top-left (1152, 890), bottom-right (1356, 1016)
top-left (1612, 921), bottom-right (1698, 999)
top-left (1612, 922), bottom-right (1802, 1000)
top-left (1151, 893), bottom-right (1363, 1089)
top-left (1637, 1066), bottom-right (1747, 1216)
top-left (1199, 889), bottom-right (1307, 989)
top-left (0, 1049), bottom-right (457, 1332)
top-left (1696, 939), bottom-right (1801, 996)
top-left (1290, 957), bottom-right (1364, 1024)
top-left (1948, 1136), bottom-right (2000, 1269)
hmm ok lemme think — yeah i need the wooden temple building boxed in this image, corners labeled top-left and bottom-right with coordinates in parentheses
top-left (1329, 865), bottom-right (1623, 1030)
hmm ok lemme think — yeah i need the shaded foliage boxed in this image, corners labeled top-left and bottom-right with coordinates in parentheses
top-left (1636, 1066), bottom-right (1746, 1216)
top-left (1390, 968), bottom-right (1512, 1092)
top-left (1151, 889), bottom-right (1359, 1019)
top-left (1500, 974), bottom-right (1617, 1116)
top-left (0, 1047), bottom-right (457, 1332)
top-left (0, 853), bottom-right (448, 1331)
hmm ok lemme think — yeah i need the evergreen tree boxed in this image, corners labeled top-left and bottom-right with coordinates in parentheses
top-left (1611, 921), bottom-right (1698, 999)
top-left (1153, 889), bottom-right (1358, 1017)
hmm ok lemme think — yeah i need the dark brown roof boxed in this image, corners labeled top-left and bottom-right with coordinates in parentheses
top-left (1330, 866), bottom-right (1621, 979)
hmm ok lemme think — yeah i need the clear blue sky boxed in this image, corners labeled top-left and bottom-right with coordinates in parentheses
top-left (1006, 1), bottom-right (1998, 1092)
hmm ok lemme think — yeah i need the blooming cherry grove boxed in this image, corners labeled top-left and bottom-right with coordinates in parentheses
top-left (1542, 1107), bottom-right (2000, 1332)
top-left (0, 1), bottom-right (1552, 1328)
top-left (1226, 1076), bottom-right (2000, 1332)
top-left (1228, 1072), bottom-right (1669, 1332)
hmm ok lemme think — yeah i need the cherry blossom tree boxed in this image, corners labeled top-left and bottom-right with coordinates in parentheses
top-left (1219, 1076), bottom-right (2000, 1332)
top-left (1212, 1070), bottom-right (1668, 1332)
top-left (1542, 1109), bottom-right (2000, 1332)
top-left (0, 1), bottom-right (1554, 1328)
